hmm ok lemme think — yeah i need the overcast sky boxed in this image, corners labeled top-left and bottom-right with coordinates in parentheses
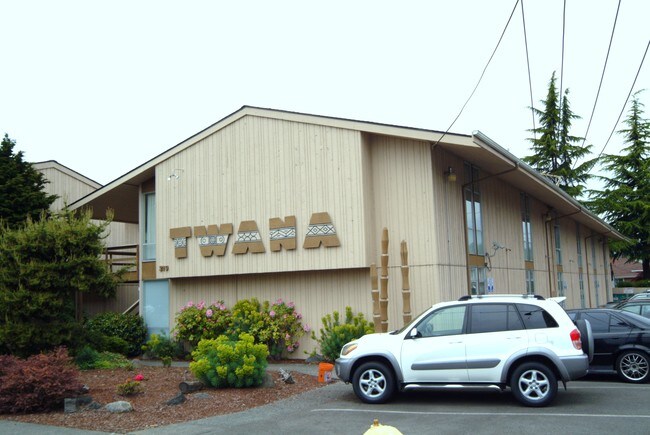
top-left (2, 0), bottom-right (648, 186)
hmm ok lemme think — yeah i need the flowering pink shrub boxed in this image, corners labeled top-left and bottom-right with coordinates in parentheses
top-left (172, 300), bottom-right (232, 347)
top-left (263, 298), bottom-right (305, 359)
top-left (174, 298), bottom-right (305, 359)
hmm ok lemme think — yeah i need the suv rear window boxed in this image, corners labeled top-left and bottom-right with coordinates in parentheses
top-left (516, 303), bottom-right (558, 329)
top-left (469, 304), bottom-right (524, 333)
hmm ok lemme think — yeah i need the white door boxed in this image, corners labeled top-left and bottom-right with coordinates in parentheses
top-left (464, 303), bottom-right (528, 382)
top-left (400, 305), bottom-right (469, 383)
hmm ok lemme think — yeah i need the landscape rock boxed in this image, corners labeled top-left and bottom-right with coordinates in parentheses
top-left (192, 392), bottom-right (211, 400)
top-left (64, 395), bottom-right (93, 413)
top-left (105, 401), bottom-right (133, 413)
top-left (165, 392), bottom-right (186, 406)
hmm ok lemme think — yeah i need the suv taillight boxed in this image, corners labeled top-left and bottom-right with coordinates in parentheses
top-left (570, 328), bottom-right (582, 350)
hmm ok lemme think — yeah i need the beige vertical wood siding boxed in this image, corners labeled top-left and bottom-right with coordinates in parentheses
top-left (155, 116), bottom-right (368, 278)
top-left (83, 283), bottom-right (139, 317)
top-left (37, 165), bottom-right (99, 211)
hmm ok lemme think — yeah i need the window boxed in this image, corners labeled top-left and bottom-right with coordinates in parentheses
top-left (143, 193), bottom-right (156, 261)
top-left (520, 193), bottom-right (533, 261)
top-left (418, 306), bottom-right (467, 337)
top-left (525, 269), bottom-right (535, 294)
top-left (581, 312), bottom-right (609, 333)
top-left (464, 163), bottom-right (484, 256)
top-left (516, 304), bottom-right (559, 329)
top-left (557, 271), bottom-right (565, 297)
top-left (470, 266), bottom-right (487, 295)
top-left (469, 304), bottom-right (524, 333)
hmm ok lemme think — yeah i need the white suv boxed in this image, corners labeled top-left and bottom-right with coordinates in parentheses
top-left (335, 294), bottom-right (591, 407)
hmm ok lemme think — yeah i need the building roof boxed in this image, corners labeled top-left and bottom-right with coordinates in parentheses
top-left (68, 106), bottom-right (625, 241)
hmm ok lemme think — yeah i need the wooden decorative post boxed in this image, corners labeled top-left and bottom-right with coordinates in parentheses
top-left (401, 240), bottom-right (412, 325)
top-left (370, 263), bottom-right (381, 333)
top-left (380, 228), bottom-right (389, 333)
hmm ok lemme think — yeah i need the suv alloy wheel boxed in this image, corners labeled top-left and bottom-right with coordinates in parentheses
top-left (510, 362), bottom-right (558, 407)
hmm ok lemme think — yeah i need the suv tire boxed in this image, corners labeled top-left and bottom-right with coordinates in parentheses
top-left (510, 362), bottom-right (558, 407)
top-left (352, 361), bottom-right (395, 404)
top-left (616, 350), bottom-right (649, 383)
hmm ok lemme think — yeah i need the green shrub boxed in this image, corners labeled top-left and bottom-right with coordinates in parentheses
top-left (142, 333), bottom-right (182, 360)
top-left (0, 209), bottom-right (118, 358)
top-left (0, 347), bottom-right (83, 413)
top-left (74, 346), bottom-right (133, 370)
top-left (229, 298), bottom-right (267, 342)
top-left (311, 307), bottom-right (374, 362)
top-left (92, 351), bottom-right (134, 370)
top-left (189, 333), bottom-right (269, 388)
top-left (173, 301), bottom-right (231, 348)
top-left (75, 345), bottom-right (101, 370)
top-left (116, 380), bottom-right (142, 396)
top-left (85, 312), bottom-right (147, 356)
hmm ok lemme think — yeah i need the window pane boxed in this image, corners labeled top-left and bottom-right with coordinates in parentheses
top-left (419, 306), bottom-right (466, 337)
top-left (143, 193), bottom-right (156, 261)
top-left (470, 304), bottom-right (524, 333)
top-left (517, 304), bottom-right (558, 329)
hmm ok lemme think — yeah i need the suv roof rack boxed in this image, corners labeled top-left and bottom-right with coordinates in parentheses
top-left (458, 294), bottom-right (545, 301)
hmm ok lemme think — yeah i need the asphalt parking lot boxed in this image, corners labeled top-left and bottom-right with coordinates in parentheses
top-left (2, 373), bottom-right (649, 435)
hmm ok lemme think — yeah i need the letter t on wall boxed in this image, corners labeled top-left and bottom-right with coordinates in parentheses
top-left (170, 227), bottom-right (192, 259)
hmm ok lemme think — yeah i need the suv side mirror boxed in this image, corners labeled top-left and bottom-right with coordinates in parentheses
top-left (409, 327), bottom-right (420, 339)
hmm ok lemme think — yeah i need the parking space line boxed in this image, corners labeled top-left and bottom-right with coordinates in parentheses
top-left (312, 408), bottom-right (650, 419)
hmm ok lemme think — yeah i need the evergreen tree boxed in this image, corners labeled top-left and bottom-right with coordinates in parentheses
top-left (524, 72), bottom-right (595, 197)
top-left (0, 209), bottom-right (118, 357)
top-left (0, 134), bottom-right (57, 228)
top-left (589, 92), bottom-right (650, 279)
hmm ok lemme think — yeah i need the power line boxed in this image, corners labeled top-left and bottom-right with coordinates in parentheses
top-left (596, 39), bottom-right (650, 160)
top-left (521, 0), bottom-right (536, 141)
top-left (580, 0), bottom-right (622, 149)
top-left (432, 0), bottom-right (520, 148)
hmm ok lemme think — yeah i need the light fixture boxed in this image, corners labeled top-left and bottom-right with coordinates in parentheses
top-left (445, 166), bottom-right (456, 182)
top-left (166, 169), bottom-right (183, 181)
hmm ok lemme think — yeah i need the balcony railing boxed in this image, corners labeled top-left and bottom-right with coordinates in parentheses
top-left (104, 244), bottom-right (139, 282)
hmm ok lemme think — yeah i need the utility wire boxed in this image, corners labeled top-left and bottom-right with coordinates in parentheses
top-left (596, 39), bottom-right (650, 160)
top-left (432, 0), bottom-right (520, 147)
top-left (521, 0), bottom-right (537, 141)
top-left (580, 0), bottom-right (622, 150)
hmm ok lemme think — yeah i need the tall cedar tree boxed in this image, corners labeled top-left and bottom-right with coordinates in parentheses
top-left (524, 73), bottom-right (595, 198)
top-left (588, 93), bottom-right (650, 279)
top-left (0, 209), bottom-right (118, 357)
top-left (0, 134), bottom-right (57, 228)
